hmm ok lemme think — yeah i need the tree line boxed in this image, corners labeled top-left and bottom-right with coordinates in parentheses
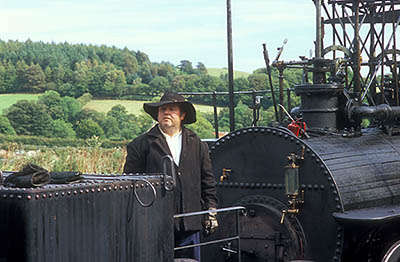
top-left (0, 39), bottom-right (302, 106)
top-left (0, 39), bottom-right (304, 141)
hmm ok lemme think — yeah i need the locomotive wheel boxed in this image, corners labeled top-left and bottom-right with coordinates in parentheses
top-left (382, 240), bottom-right (400, 262)
top-left (217, 195), bottom-right (306, 262)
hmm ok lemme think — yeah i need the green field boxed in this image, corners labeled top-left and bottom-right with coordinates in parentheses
top-left (0, 94), bottom-right (39, 113)
top-left (84, 99), bottom-right (219, 115)
top-left (207, 68), bottom-right (251, 79)
top-left (1, 94), bottom-right (220, 116)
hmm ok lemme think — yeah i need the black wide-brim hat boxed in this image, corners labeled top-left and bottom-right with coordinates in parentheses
top-left (143, 92), bottom-right (196, 124)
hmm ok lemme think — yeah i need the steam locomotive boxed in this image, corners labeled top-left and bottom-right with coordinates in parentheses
top-left (203, 1), bottom-right (400, 261)
top-left (2, 0), bottom-right (400, 262)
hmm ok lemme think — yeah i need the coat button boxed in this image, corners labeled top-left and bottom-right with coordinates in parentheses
top-left (178, 171), bottom-right (181, 176)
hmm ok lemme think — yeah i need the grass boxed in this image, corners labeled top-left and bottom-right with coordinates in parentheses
top-left (84, 99), bottom-right (220, 115)
top-left (0, 93), bottom-right (39, 113)
top-left (0, 142), bottom-right (126, 173)
top-left (207, 68), bottom-right (251, 79)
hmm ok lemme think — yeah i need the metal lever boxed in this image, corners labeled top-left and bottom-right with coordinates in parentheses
top-left (162, 155), bottom-right (176, 191)
top-left (222, 247), bottom-right (237, 254)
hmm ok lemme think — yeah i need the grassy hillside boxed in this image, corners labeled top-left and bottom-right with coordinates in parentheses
top-left (0, 94), bottom-right (39, 113)
top-left (84, 99), bottom-right (219, 115)
top-left (207, 68), bottom-right (251, 79)
top-left (1, 94), bottom-right (220, 115)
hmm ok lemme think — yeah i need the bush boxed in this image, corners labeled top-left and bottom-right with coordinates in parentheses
top-left (0, 115), bottom-right (16, 135)
top-left (75, 119), bottom-right (104, 139)
top-left (76, 92), bottom-right (93, 106)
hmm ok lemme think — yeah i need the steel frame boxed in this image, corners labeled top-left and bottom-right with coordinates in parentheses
top-left (321, 0), bottom-right (400, 105)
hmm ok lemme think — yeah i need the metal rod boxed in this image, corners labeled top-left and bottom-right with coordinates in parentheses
top-left (381, 0), bottom-right (386, 104)
top-left (212, 91), bottom-right (219, 138)
top-left (343, 5), bottom-right (349, 89)
top-left (174, 206), bottom-right (246, 218)
top-left (322, 2), bottom-right (345, 47)
top-left (236, 208), bottom-right (241, 262)
top-left (178, 90), bottom-right (272, 96)
top-left (252, 90), bottom-right (257, 125)
top-left (278, 67), bottom-right (285, 120)
top-left (226, 0), bottom-right (235, 132)
top-left (332, 2), bottom-right (336, 60)
top-left (262, 43), bottom-right (280, 123)
top-left (287, 88), bottom-right (292, 111)
top-left (393, 3), bottom-right (399, 106)
top-left (174, 236), bottom-right (239, 251)
top-left (353, 0), bottom-right (362, 96)
top-left (316, 0), bottom-right (323, 58)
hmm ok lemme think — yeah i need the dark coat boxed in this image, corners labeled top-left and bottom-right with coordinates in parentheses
top-left (123, 125), bottom-right (218, 232)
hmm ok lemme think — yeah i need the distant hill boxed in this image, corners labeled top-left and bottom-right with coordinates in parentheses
top-left (207, 68), bottom-right (251, 79)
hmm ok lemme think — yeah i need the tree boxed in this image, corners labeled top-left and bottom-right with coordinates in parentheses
top-left (25, 64), bottom-right (46, 92)
top-left (99, 116), bottom-right (121, 140)
top-left (37, 90), bottom-right (64, 120)
top-left (61, 96), bottom-right (82, 123)
top-left (51, 119), bottom-right (76, 138)
top-left (195, 62), bottom-right (207, 75)
top-left (178, 60), bottom-right (194, 74)
top-left (3, 61), bottom-right (17, 92)
top-left (157, 62), bottom-right (176, 81)
top-left (72, 61), bottom-right (91, 97)
top-left (248, 73), bottom-right (268, 91)
top-left (0, 115), bottom-right (16, 135)
top-left (75, 119), bottom-right (104, 139)
top-left (149, 76), bottom-right (170, 95)
top-left (186, 113), bottom-right (214, 138)
top-left (103, 68), bottom-right (126, 97)
top-left (0, 63), bottom-right (6, 92)
top-left (5, 100), bottom-right (53, 136)
top-left (15, 60), bottom-right (29, 92)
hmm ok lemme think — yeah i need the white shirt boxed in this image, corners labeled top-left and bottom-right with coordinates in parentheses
top-left (159, 126), bottom-right (182, 166)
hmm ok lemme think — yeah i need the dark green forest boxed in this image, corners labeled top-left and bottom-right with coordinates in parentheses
top-left (0, 39), bottom-right (303, 142)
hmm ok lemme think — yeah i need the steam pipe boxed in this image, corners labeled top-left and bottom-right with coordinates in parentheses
top-left (350, 104), bottom-right (400, 122)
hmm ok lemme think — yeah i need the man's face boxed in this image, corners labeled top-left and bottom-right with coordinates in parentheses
top-left (158, 104), bottom-right (186, 130)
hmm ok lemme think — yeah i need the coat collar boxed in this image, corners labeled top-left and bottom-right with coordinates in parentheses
top-left (148, 124), bottom-right (195, 139)
top-left (147, 124), bottom-right (195, 166)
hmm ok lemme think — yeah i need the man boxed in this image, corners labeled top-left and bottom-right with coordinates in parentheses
top-left (123, 91), bottom-right (218, 261)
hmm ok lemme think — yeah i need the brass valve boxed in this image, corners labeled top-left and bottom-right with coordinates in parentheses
top-left (220, 168), bottom-right (231, 182)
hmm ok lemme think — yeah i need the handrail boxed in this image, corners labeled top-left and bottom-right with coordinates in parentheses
top-left (174, 206), bottom-right (246, 262)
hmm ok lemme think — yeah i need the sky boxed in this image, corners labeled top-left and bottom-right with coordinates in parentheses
top-left (0, 0), bottom-right (316, 73)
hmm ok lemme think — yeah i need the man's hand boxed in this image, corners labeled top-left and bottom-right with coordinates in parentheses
top-left (204, 207), bottom-right (218, 236)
